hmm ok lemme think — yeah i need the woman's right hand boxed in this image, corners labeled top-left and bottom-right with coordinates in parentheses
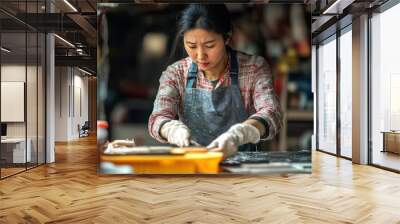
top-left (160, 120), bottom-right (191, 147)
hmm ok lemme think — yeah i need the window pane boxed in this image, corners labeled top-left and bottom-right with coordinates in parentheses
top-left (340, 29), bottom-right (352, 158)
top-left (318, 37), bottom-right (337, 154)
top-left (1, 31), bottom-right (27, 177)
top-left (27, 31), bottom-right (38, 169)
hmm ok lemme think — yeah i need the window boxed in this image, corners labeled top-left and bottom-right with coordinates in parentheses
top-left (371, 2), bottom-right (400, 171)
top-left (0, 1), bottom-right (47, 179)
top-left (317, 36), bottom-right (337, 154)
top-left (339, 28), bottom-right (352, 158)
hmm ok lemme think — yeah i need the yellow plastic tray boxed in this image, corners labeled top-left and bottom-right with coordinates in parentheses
top-left (100, 152), bottom-right (223, 174)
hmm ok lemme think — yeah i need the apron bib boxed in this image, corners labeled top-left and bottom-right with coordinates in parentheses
top-left (182, 48), bottom-right (256, 151)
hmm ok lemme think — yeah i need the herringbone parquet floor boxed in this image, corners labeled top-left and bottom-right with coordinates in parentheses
top-left (1, 135), bottom-right (400, 223)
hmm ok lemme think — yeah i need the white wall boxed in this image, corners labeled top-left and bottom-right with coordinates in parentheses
top-left (55, 67), bottom-right (89, 141)
top-left (74, 72), bottom-right (89, 126)
top-left (55, 67), bottom-right (69, 141)
top-left (1, 65), bottom-right (26, 81)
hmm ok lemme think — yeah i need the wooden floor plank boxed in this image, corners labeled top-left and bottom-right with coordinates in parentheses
top-left (0, 135), bottom-right (400, 223)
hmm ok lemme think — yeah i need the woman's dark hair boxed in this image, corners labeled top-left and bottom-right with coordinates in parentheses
top-left (178, 4), bottom-right (232, 40)
top-left (168, 4), bottom-right (232, 64)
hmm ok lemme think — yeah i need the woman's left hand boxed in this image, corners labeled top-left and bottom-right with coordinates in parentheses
top-left (206, 123), bottom-right (261, 158)
top-left (207, 132), bottom-right (238, 158)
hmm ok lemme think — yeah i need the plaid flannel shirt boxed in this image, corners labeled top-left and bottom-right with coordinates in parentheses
top-left (148, 50), bottom-right (283, 143)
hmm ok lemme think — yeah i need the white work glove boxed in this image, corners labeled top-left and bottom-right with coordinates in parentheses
top-left (207, 123), bottom-right (260, 158)
top-left (160, 120), bottom-right (191, 147)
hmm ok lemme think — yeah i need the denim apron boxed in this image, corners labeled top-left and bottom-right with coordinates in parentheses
top-left (182, 49), bottom-right (255, 151)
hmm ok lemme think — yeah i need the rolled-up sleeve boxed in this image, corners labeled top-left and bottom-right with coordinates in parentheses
top-left (249, 58), bottom-right (283, 140)
top-left (148, 65), bottom-right (182, 143)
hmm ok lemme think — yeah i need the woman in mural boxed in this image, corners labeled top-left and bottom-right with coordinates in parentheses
top-left (148, 4), bottom-right (282, 158)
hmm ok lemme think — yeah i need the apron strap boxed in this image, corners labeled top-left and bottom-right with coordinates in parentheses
top-left (229, 48), bottom-right (239, 86)
top-left (187, 63), bottom-right (198, 88)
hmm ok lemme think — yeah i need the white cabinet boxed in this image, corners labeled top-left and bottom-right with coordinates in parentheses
top-left (1, 138), bottom-right (32, 163)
